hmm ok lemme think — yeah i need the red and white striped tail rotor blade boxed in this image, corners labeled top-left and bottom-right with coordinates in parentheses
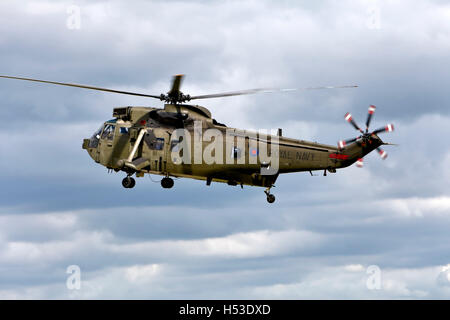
top-left (356, 158), bottom-right (364, 168)
top-left (386, 123), bottom-right (394, 132)
top-left (372, 123), bottom-right (395, 135)
top-left (365, 105), bottom-right (376, 131)
top-left (377, 147), bottom-right (388, 160)
top-left (337, 136), bottom-right (360, 150)
top-left (344, 112), bottom-right (363, 133)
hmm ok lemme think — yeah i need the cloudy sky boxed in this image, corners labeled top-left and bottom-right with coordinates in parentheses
top-left (0, 0), bottom-right (449, 299)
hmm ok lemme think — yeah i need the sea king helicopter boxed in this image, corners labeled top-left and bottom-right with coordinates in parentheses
top-left (0, 74), bottom-right (394, 203)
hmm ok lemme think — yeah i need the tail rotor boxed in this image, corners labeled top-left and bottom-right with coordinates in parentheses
top-left (338, 105), bottom-right (395, 167)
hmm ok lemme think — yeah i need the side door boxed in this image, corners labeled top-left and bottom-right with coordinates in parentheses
top-left (143, 128), bottom-right (170, 174)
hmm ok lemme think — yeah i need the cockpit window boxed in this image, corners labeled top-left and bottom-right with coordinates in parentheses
top-left (88, 125), bottom-right (103, 148)
top-left (101, 124), bottom-right (116, 140)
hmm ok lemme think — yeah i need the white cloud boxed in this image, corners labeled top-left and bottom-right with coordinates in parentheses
top-left (345, 264), bottom-right (365, 272)
top-left (250, 264), bottom-right (450, 299)
top-left (111, 229), bottom-right (323, 259)
top-left (25, 1), bottom-right (67, 15)
top-left (384, 197), bottom-right (450, 218)
top-left (125, 264), bottom-right (161, 283)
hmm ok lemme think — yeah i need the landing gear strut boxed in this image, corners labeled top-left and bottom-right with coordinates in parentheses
top-left (264, 187), bottom-right (276, 203)
top-left (122, 176), bottom-right (136, 189)
top-left (161, 177), bottom-right (174, 189)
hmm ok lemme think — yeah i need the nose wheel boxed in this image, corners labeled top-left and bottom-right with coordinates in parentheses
top-left (264, 187), bottom-right (276, 203)
top-left (161, 177), bottom-right (174, 189)
top-left (122, 176), bottom-right (136, 188)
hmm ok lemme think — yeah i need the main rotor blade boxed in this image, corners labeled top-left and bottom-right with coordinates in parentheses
top-left (0, 75), bottom-right (162, 99)
top-left (189, 85), bottom-right (358, 100)
top-left (168, 74), bottom-right (184, 94)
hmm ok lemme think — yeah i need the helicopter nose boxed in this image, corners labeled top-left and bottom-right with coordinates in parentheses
top-left (82, 138), bottom-right (99, 163)
top-left (82, 138), bottom-right (90, 150)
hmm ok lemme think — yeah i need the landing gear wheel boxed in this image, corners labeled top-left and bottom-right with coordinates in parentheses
top-left (266, 194), bottom-right (276, 203)
top-left (122, 177), bottom-right (135, 188)
top-left (264, 187), bottom-right (275, 203)
top-left (161, 177), bottom-right (174, 189)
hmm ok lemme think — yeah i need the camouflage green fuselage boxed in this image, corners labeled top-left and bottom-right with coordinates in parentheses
top-left (83, 104), bottom-right (383, 188)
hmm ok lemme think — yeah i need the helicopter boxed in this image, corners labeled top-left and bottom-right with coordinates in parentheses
top-left (0, 74), bottom-right (394, 203)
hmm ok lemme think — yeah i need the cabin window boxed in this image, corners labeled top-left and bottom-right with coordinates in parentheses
top-left (155, 138), bottom-right (164, 150)
top-left (171, 136), bottom-right (184, 152)
top-left (120, 127), bottom-right (129, 134)
top-left (171, 140), bottom-right (180, 152)
top-left (231, 146), bottom-right (241, 159)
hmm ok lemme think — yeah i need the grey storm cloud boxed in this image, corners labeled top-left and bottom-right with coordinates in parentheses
top-left (0, 0), bottom-right (449, 299)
